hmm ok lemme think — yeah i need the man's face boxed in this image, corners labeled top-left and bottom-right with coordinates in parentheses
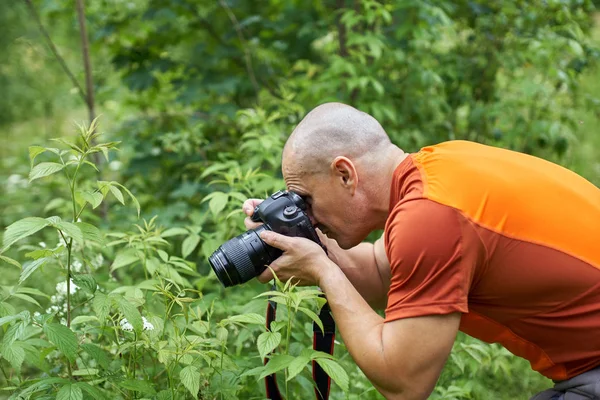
top-left (282, 155), bottom-right (365, 249)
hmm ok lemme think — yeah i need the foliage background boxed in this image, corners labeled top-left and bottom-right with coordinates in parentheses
top-left (1, 0), bottom-right (599, 399)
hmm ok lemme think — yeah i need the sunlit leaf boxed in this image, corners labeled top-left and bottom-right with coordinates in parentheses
top-left (257, 331), bottom-right (281, 359)
top-left (29, 162), bottom-right (64, 182)
top-left (2, 217), bottom-right (50, 252)
top-left (180, 365), bottom-right (200, 399)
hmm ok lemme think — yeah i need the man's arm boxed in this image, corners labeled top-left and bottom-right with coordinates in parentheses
top-left (318, 264), bottom-right (460, 399)
top-left (321, 234), bottom-right (390, 310)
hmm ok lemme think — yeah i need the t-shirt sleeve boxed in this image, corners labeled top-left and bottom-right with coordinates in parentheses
top-left (384, 199), bottom-right (472, 322)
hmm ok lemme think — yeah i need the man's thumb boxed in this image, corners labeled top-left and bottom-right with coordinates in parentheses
top-left (260, 230), bottom-right (289, 251)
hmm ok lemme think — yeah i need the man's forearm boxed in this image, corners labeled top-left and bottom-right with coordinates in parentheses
top-left (326, 241), bottom-right (388, 309)
top-left (317, 262), bottom-right (408, 398)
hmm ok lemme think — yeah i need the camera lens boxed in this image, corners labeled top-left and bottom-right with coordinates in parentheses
top-left (208, 226), bottom-right (281, 287)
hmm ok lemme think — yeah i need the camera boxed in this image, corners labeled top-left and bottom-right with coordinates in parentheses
top-left (208, 190), bottom-right (323, 287)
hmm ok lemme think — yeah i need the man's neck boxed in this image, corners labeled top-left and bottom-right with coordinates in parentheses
top-left (370, 146), bottom-right (408, 229)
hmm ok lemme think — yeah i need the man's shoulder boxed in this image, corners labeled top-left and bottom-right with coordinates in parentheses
top-left (384, 199), bottom-right (463, 262)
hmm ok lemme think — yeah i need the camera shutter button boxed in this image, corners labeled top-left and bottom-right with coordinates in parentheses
top-left (283, 206), bottom-right (298, 218)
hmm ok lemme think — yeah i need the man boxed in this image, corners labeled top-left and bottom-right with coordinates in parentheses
top-left (242, 103), bottom-right (600, 399)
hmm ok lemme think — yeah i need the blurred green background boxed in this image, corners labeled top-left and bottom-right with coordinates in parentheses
top-left (1, 1), bottom-right (599, 399)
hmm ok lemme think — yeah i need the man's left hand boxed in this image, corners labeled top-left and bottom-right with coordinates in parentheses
top-left (258, 231), bottom-right (336, 286)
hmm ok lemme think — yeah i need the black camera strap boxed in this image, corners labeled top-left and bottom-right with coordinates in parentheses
top-left (264, 289), bottom-right (336, 400)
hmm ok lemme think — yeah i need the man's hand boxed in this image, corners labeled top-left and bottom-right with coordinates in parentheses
top-left (242, 198), bottom-right (263, 230)
top-left (258, 231), bottom-right (335, 286)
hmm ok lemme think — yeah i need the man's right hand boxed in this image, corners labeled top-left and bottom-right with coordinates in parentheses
top-left (243, 198), bottom-right (263, 230)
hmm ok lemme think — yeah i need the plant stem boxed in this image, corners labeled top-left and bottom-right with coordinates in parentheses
top-left (285, 302), bottom-right (293, 398)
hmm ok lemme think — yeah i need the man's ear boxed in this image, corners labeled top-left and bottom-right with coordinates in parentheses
top-left (331, 156), bottom-right (357, 193)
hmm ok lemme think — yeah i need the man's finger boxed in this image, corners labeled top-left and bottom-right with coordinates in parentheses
top-left (244, 216), bottom-right (263, 230)
top-left (257, 266), bottom-right (274, 284)
top-left (242, 199), bottom-right (263, 216)
top-left (260, 231), bottom-right (291, 251)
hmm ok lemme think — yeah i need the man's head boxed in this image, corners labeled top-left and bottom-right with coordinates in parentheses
top-left (282, 102), bottom-right (402, 249)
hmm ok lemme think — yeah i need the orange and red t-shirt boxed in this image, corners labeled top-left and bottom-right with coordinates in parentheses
top-left (384, 140), bottom-right (600, 381)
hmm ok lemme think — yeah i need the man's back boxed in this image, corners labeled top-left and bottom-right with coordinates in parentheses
top-left (385, 140), bottom-right (600, 380)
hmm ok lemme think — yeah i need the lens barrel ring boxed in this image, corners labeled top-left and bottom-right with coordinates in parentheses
top-left (221, 239), bottom-right (256, 283)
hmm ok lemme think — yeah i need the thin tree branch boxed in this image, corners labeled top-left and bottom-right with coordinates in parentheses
top-left (22, 0), bottom-right (87, 104)
top-left (337, 0), bottom-right (348, 57)
top-left (75, 0), bottom-right (96, 124)
top-left (218, 0), bottom-right (261, 99)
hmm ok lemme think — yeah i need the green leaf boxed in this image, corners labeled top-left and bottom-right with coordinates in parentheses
top-left (57, 383), bottom-right (83, 400)
top-left (109, 185), bottom-right (125, 204)
top-left (118, 297), bottom-right (142, 334)
top-left (1, 342), bottom-right (25, 372)
top-left (43, 323), bottom-right (78, 362)
top-left (2, 217), bottom-right (50, 251)
top-left (157, 249), bottom-right (169, 262)
top-left (180, 365), bottom-right (200, 399)
top-left (315, 358), bottom-right (349, 392)
top-left (20, 257), bottom-right (51, 283)
top-left (16, 287), bottom-right (50, 299)
top-left (258, 355), bottom-right (294, 379)
top-left (0, 255), bottom-right (20, 269)
top-left (114, 183), bottom-right (140, 218)
top-left (257, 331), bottom-right (281, 359)
top-left (75, 382), bottom-right (107, 400)
top-left (29, 162), bottom-right (64, 182)
top-left (182, 234), bottom-right (200, 259)
top-left (71, 316), bottom-right (99, 326)
top-left (287, 354), bottom-right (311, 381)
top-left (11, 293), bottom-right (41, 307)
top-left (298, 306), bottom-right (324, 334)
top-left (3, 321), bottom-right (27, 347)
top-left (110, 250), bottom-right (139, 272)
top-left (76, 222), bottom-right (104, 244)
top-left (208, 192), bottom-right (229, 216)
top-left (92, 292), bottom-right (111, 322)
top-left (0, 314), bottom-right (22, 328)
top-left (118, 379), bottom-right (156, 394)
top-left (44, 198), bottom-right (65, 213)
top-left (81, 343), bottom-right (109, 369)
top-left (71, 368), bottom-right (98, 376)
top-left (12, 377), bottom-right (68, 398)
top-left (81, 191), bottom-right (103, 209)
top-left (72, 274), bottom-right (97, 294)
top-left (54, 221), bottom-right (84, 247)
top-left (29, 146), bottom-right (48, 166)
top-left (161, 227), bottom-right (189, 237)
top-left (226, 313), bottom-right (265, 326)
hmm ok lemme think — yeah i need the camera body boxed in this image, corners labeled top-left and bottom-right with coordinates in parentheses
top-left (209, 190), bottom-right (323, 287)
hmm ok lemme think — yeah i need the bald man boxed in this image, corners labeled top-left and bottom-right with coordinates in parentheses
top-left (242, 103), bottom-right (600, 399)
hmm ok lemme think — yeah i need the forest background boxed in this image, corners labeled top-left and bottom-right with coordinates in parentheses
top-left (1, 1), bottom-right (600, 399)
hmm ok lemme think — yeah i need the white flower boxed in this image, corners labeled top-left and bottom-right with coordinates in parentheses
top-left (33, 311), bottom-right (41, 317)
top-left (120, 318), bottom-right (134, 332)
top-left (119, 316), bottom-right (155, 332)
top-left (6, 174), bottom-right (28, 192)
top-left (142, 317), bottom-right (154, 331)
top-left (60, 318), bottom-right (67, 326)
top-left (92, 254), bottom-right (104, 269)
top-left (109, 161), bottom-right (122, 171)
top-left (39, 242), bottom-right (47, 248)
top-left (56, 280), bottom-right (78, 295)
top-left (72, 260), bottom-right (83, 272)
top-left (150, 147), bottom-right (161, 156)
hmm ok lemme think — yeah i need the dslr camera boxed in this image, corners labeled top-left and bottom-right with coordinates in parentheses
top-left (208, 190), bottom-right (323, 287)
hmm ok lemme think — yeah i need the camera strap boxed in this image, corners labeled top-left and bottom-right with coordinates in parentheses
top-left (264, 289), bottom-right (336, 400)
